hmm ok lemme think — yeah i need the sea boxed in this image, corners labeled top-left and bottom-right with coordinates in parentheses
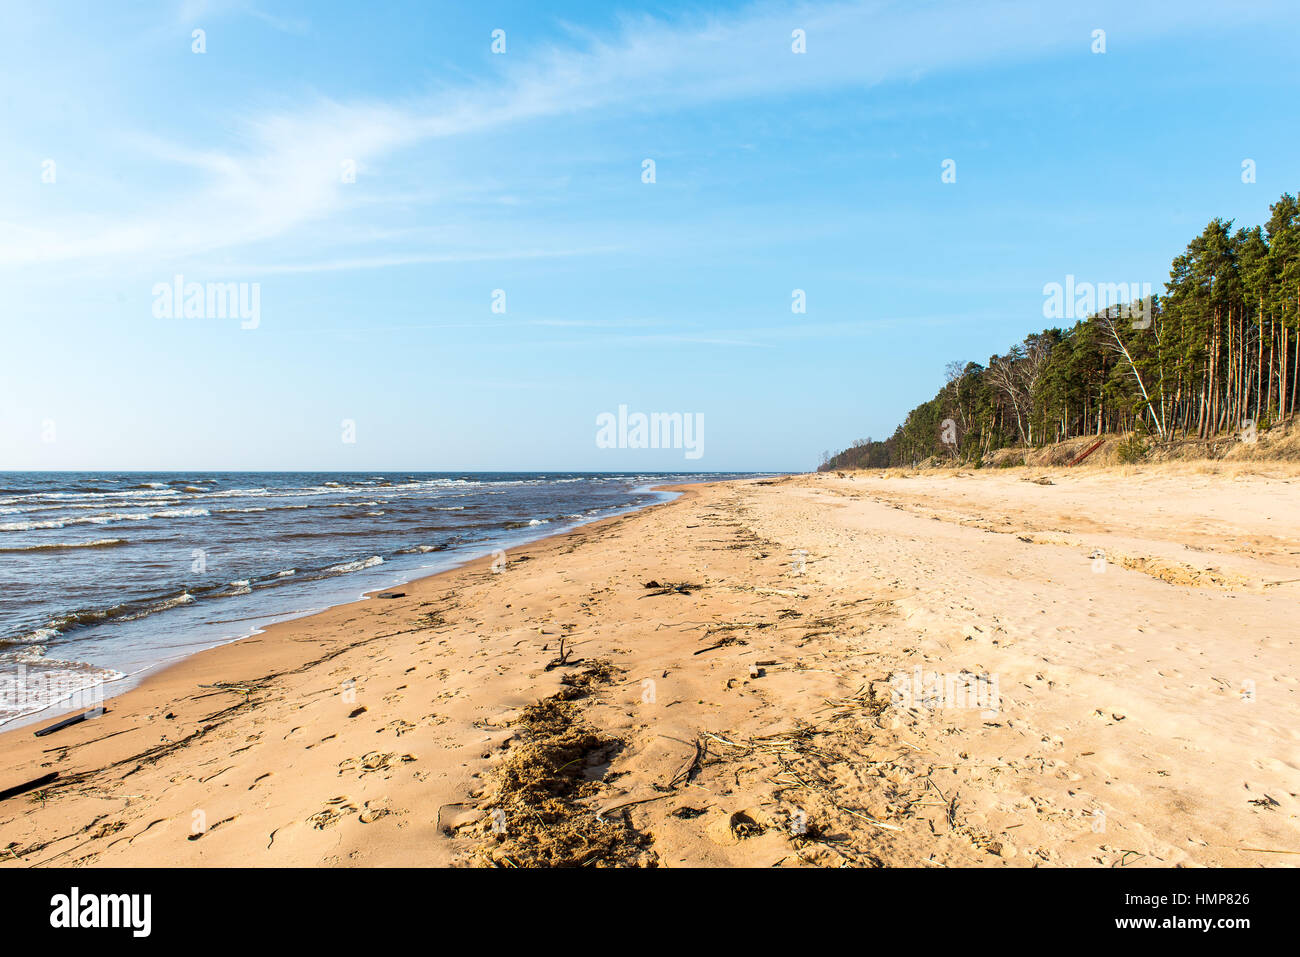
top-left (0, 471), bottom-right (756, 728)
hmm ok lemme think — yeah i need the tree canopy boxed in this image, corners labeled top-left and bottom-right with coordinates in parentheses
top-left (823, 194), bottom-right (1300, 470)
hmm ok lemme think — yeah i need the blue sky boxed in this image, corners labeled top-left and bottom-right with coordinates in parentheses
top-left (2, 0), bottom-right (1298, 471)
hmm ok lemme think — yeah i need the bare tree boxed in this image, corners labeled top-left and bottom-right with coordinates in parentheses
top-left (1018, 335), bottom-right (1052, 444)
top-left (1097, 308), bottom-right (1166, 438)
top-left (985, 338), bottom-right (1052, 445)
top-left (943, 361), bottom-right (970, 435)
top-left (986, 350), bottom-right (1025, 443)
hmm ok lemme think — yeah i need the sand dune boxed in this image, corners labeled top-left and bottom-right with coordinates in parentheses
top-left (2, 468), bottom-right (1297, 867)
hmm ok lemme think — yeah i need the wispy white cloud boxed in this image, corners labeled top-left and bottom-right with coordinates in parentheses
top-left (177, 0), bottom-right (310, 35)
top-left (1, 0), bottom-right (1284, 271)
top-left (219, 244), bottom-right (620, 276)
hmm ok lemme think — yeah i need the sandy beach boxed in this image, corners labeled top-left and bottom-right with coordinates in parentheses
top-left (2, 468), bottom-right (1297, 868)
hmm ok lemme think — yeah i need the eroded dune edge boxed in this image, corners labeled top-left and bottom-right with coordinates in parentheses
top-left (2, 468), bottom-right (1297, 868)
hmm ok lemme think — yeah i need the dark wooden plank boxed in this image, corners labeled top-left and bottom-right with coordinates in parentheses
top-left (0, 771), bottom-right (59, 802)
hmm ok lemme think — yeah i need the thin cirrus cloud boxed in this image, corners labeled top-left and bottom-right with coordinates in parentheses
top-left (175, 0), bottom-right (310, 35)
top-left (0, 0), bottom-right (1277, 273)
top-left (219, 245), bottom-right (623, 276)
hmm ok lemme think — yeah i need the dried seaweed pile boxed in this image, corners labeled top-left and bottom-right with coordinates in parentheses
top-left (476, 661), bottom-right (655, 867)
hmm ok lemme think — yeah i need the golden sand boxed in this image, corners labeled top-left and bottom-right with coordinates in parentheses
top-left (2, 469), bottom-right (1297, 867)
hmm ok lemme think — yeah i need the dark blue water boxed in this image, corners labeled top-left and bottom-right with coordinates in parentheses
top-left (0, 471), bottom-right (755, 726)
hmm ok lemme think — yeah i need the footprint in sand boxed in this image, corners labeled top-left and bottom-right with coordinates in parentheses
top-left (706, 809), bottom-right (769, 845)
top-left (308, 797), bottom-right (358, 829)
top-left (359, 800), bottom-right (392, 824)
top-left (188, 815), bottom-right (237, 841)
top-left (89, 820), bottom-right (128, 840)
top-left (1092, 709), bottom-right (1127, 723)
top-left (337, 751), bottom-right (417, 777)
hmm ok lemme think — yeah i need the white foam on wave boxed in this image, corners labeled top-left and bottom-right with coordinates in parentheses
top-left (0, 488), bottom-right (183, 506)
top-left (0, 538), bottom-right (127, 553)
top-left (326, 555), bottom-right (384, 574)
top-left (0, 498), bottom-right (176, 514)
top-left (213, 503), bottom-right (311, 514)
top-left (9, 627), bottom-right (59, 645)
top-left (0, 507), bottom-right (209, 532)
top-left (0, 657), bottom-right (127, 727)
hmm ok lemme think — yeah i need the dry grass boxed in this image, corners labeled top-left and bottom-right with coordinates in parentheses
top-left (866, 417), bottom-right (1300, 476)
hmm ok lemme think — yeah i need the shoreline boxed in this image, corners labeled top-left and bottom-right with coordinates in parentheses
top-left (0, 481), bottom-right (716, 863)
top-left (2, 468), bottom-right (1296, 868)
top-left (99, 480), bottom-right (707, 719)
top-left (0, 477), bottom-right (712, 734)
top-left (0, 478), bottom-right (712, 868)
